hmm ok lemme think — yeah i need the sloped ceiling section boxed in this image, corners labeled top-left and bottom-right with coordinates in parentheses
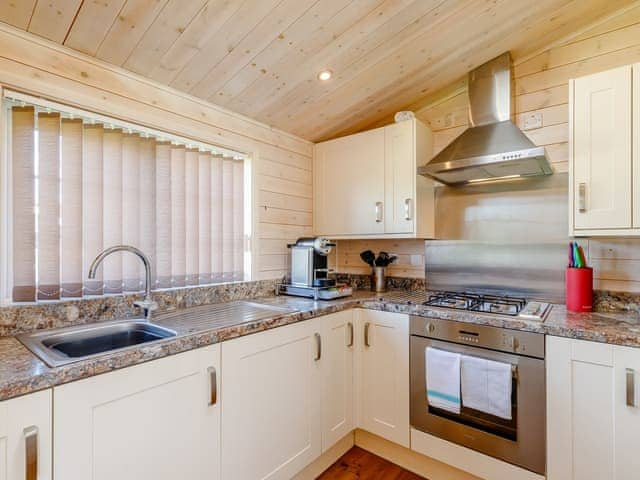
top-left (0, 0), bottom-right (635, 142)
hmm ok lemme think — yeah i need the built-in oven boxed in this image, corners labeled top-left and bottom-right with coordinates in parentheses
top-left (410, 315), bottom-right (545, 475)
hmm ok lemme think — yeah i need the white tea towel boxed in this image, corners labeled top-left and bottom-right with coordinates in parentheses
top-left (460, 355), bottom-right (490, 413)
top-left (426, 347), bottom-right (461, 414)
top-left (461, 355), bottom-right (513, 420)
top-left (486, 359), bottom-right (513, 419)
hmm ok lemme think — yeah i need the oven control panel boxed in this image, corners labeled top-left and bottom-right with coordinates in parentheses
top-left (410, 316), bottom-right (545, 359)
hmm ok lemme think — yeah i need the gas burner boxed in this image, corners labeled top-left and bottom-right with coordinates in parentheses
top-left (424, 291), bottom-right (549, 320)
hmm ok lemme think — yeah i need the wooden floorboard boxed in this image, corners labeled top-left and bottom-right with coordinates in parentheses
top-left (316, 446), bottom-right (427, 480)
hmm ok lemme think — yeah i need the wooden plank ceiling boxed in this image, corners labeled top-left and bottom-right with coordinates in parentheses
top-left (0, 0), bottom-right (634, 142)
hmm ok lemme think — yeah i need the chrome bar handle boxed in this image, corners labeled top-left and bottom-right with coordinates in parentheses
top-left (347, 322), bottom-right (354, 347)
top-left (314, 333), bottom-right (322, 361)
top-left (364, 322), bottom-right (371, 347)
top-left (375, 202), bottom-right (383, 223)
top-left (578, 183), bottom-right (587, 213)
top-left (627, 368), bottom-right (636, 407)
top-left (404, 198), bottom-right (413, 220)
top-left (24, 426), bottom-right (37, 480)
top-left (208, 366), bottom-right (217, 406)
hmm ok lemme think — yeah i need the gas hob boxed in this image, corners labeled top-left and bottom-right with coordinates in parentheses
top-left (423, 291), bottom-right (550, 321)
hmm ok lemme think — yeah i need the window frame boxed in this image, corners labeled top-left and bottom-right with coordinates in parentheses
top-left (0, 89), bottom-right (254, 305)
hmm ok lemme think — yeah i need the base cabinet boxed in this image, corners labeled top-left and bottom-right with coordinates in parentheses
top-left (53, 345), bottom-right (221, 480)
top-left (0, 389), bottom-right (52, 480)
top-left (356, 309), bottom-right (410, 447)
top-left (321, 310), bottom-right (355, 451)
top-left (220, 320), bottom-right (323, 480)
top-left (547, 336), bottom-right (640, 480)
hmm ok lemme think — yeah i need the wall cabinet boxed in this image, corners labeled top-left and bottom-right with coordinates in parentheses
top-left (314, 119), bottom-right (434, 238)
top-left (355, 309), bottom-right (410, 447)
top-left (0, 389), bottom-right (52, 480)
top-left (547, 336), bottom-right (640, 480)
top-left (570, 64), bottom-right (638, 235)
top-left (54, 345), bottom-right (221, 480)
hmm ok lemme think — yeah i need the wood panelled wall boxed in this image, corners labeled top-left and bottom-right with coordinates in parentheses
top-left (335, 5), bottom-right (640, 292)
top-left (0, 23), bottom-right (312, 283)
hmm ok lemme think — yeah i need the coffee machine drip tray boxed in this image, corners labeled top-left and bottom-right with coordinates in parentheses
top-left (278, 283), bottom-right (353, 301)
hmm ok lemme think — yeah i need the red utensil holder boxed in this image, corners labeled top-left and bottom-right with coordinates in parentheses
top-left (566, 267), bottom-right (593, 312)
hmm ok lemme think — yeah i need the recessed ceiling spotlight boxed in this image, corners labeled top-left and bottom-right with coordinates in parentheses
top-left (317, 70), bottom-right (332, 81)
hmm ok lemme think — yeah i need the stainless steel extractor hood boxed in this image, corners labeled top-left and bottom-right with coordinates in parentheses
top-left (418, 52), bottom-right (552, 185)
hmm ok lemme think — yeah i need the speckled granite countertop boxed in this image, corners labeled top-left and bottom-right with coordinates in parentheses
top-left (2, 289), bottom-right (640, 402)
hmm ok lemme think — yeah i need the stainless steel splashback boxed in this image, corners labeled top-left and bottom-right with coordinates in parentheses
top-left (426, 173), bottom-right (568, 302)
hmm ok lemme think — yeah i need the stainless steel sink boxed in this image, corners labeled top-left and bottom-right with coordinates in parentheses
top-left (18, 320), bottom-right (177, 367)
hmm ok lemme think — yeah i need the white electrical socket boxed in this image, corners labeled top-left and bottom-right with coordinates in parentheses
top-left (410, 255), bottom-right (423, 266)
top-left (523, 113), bottom-right (543, 130)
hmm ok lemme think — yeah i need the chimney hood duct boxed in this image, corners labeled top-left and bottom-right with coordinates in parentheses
top-left (417, 52), bottom-right (552, 185)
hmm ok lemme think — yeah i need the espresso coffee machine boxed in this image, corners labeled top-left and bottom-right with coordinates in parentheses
top-left (279, 237), bottom-right (352, 300)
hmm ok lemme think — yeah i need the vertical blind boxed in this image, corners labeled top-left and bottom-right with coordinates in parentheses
top-left (10, 104), bottom-right (246, 302)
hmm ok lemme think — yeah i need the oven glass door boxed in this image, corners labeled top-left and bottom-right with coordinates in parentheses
top-left (410, 336), bottom-right (545, 475)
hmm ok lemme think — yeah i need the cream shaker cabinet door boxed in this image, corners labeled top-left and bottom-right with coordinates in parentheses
top-left (356, 310), bottom-right (410, 447)
top-left (572, 65), bottom-right (632, 230)
top-left (634, 65), bottom-right (640, 228)
top-left (612, 345), bottom-right (640, 480)
top-left (0, 389), bottom-right (52, 480)
top-left (384, 120), bottom-right (416, 234)
top-left (321, 311), bottom-right (355, 452)
top-left (314, 128), bottom-right (385, 236)
top-left (221, 320), bottom-right (322, 480)
top-left (54, 345), bottom-right (221, 480)
top-left (547, 336), bottom-right (615, 480)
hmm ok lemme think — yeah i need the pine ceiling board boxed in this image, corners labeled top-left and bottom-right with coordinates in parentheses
top-left (212, 0), bottom-right (352, 107)
top-left (190, 0), bottom-right (318, 100)
top-left (257, 0), bottom-right (464, 126)
top-left (169, 0), bottom-right (283, 93)
top-left (222, 0), bottom-right (414, 119)
top-left (146, 0), bottom-right (246, 84)
top-left (28, 0), bottom-right (83, 43)
top-left (560, 0), bottom-right (640, 45)
top-left (295, 0), bottom-right (574, 140)
top-left (513, 0), bottom-right (640, 77)
top-left (509, 0), bottom-right (636, 61)
top-left (123, 0), bottom-right (208, 75)
top-left (516, 20), bottom-right (640, 80)
top-left (64, 0), bottom-right (127, 56)
top-left (220, 0), bottom-right (383, 113)
top-left (265, 0), bottom-right (487, 133)
top-left (214, 0), bottom-right (441, 107)
top-left (319, 0), bottom-right (609, 140)
top-left (0, 0), bottom-right (37, 29)
top-left (95, 0), bottom-right (169, 66)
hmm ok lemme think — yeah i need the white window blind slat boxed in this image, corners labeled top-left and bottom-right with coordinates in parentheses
top-left (102, 129), bottom-right (123, 294)
top-left (82, 124), bottom-right (104, 295)
top-left (185, 149), bottom-right (199, 286)
top-left (60, 119), bottom-right (83, 298)
top-left (122, 133), bottom-right (141, 292)
top-left (198, 152), bottom-right (211, 284)
top-left (37, 112), bottom-right (61, 300)
top-left (170, 146), bottom-right (186, 288)
top-left (211, 155), bottom-right (223, 283)
top-left (233, 160), bottom-right (244, 281)
top-left (139, 137), bottom-right (156, 287)
top-left (222, 159), bottom-right (234, 282)
top-left (155, 142), bottom-right (172, 289)
top-left (12, 107), bottom-right (36, 302)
